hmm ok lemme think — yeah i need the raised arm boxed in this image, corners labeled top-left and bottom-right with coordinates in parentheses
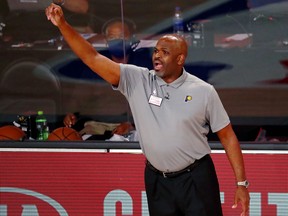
top-left (45, 3), bottom-right (120, 85)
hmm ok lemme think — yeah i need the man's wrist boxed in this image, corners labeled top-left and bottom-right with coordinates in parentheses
top-left (236, 180), bottom-right (249, 188)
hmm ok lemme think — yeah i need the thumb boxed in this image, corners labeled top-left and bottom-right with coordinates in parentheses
top-left (232, 198), bottom-right (238, 209)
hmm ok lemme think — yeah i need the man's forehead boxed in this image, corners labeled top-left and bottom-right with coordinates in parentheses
top-left (106, 23), bottom-right (131, 39)
top-left (155, 43), bottom-right (170, 51)
top-left (157, 35), bottom-right (181, 45)
top-left (156, 37), bottom-right (179, 48)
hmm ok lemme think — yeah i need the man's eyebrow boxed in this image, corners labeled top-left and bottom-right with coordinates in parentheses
top-left (160, 47), bottom-right (170, 52)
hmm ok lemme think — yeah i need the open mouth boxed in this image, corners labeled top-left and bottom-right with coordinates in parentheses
top-left (154, 60), bottom-right (163, 71)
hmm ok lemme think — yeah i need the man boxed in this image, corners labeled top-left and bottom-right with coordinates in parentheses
top-left (101, 17), bottom-right (138, 63)
top-left (46, 3), bottom-right (250, 216)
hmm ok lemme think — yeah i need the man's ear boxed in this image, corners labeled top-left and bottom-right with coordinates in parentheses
top-left (177, 54), bottom-right (185, 65)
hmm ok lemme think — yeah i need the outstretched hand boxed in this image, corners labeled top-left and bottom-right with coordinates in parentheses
top-left (45, 3), bottom-right (65, 27)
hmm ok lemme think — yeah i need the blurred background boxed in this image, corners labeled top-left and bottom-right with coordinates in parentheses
top-left (0, 0), bottom-right (287, 141)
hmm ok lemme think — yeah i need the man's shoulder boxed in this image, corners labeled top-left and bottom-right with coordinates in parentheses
top-left (185, 71), bottom-right (212, 87)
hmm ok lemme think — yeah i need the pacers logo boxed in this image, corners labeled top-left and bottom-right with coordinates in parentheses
top-left (0, 187), bottom-right (68, 216)
top-left (185, 95), bottom-right (192, 102)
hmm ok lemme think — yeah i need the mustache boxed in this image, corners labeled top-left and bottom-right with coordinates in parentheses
top-left (153, 57), bottom-right (162, 63)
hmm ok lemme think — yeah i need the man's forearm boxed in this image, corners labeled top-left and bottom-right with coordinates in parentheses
top-left (225, 140), bottom-right (247, 181)
top-left (217, 124), bottom-right (247, 181)
top-left (58, 20), bottom-right (97, 63)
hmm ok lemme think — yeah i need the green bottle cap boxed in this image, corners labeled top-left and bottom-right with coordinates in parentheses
top-left (38, 110), bottom-right (43, 115)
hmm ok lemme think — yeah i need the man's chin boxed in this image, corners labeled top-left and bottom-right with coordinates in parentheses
top-left (154, 70), bottom-right (164, 77)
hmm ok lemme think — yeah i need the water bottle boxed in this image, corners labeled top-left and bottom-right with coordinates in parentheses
top-left (35, 111), bottom-right (49, 140)
top-left (173, 6), bottom-right (184, 35)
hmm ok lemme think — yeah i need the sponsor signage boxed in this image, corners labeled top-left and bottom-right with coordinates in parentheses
top-left (0, 151), bottom-right (287, 215)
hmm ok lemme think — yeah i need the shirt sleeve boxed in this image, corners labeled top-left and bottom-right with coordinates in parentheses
top-left (206, 86), bottom-right (230, 133)
top-left (113, 64), bottom-right (149, 98)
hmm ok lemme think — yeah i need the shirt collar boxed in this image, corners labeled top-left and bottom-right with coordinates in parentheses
top-left (155, 68), bottom-right (188, 88)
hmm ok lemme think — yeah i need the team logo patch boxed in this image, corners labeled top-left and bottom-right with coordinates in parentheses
top-left (185, 95), bottom-right (192, 102)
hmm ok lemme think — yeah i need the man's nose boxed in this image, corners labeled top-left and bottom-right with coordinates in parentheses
top-left (154, 51), bottom-right (161, 58)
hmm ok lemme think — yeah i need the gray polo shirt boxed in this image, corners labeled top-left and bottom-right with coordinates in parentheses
top-left (114, 64), bottom-right (230, 172)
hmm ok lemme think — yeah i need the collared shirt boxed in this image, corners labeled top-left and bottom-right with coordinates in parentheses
top-left (114, 64), bottom-right (230, 172)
